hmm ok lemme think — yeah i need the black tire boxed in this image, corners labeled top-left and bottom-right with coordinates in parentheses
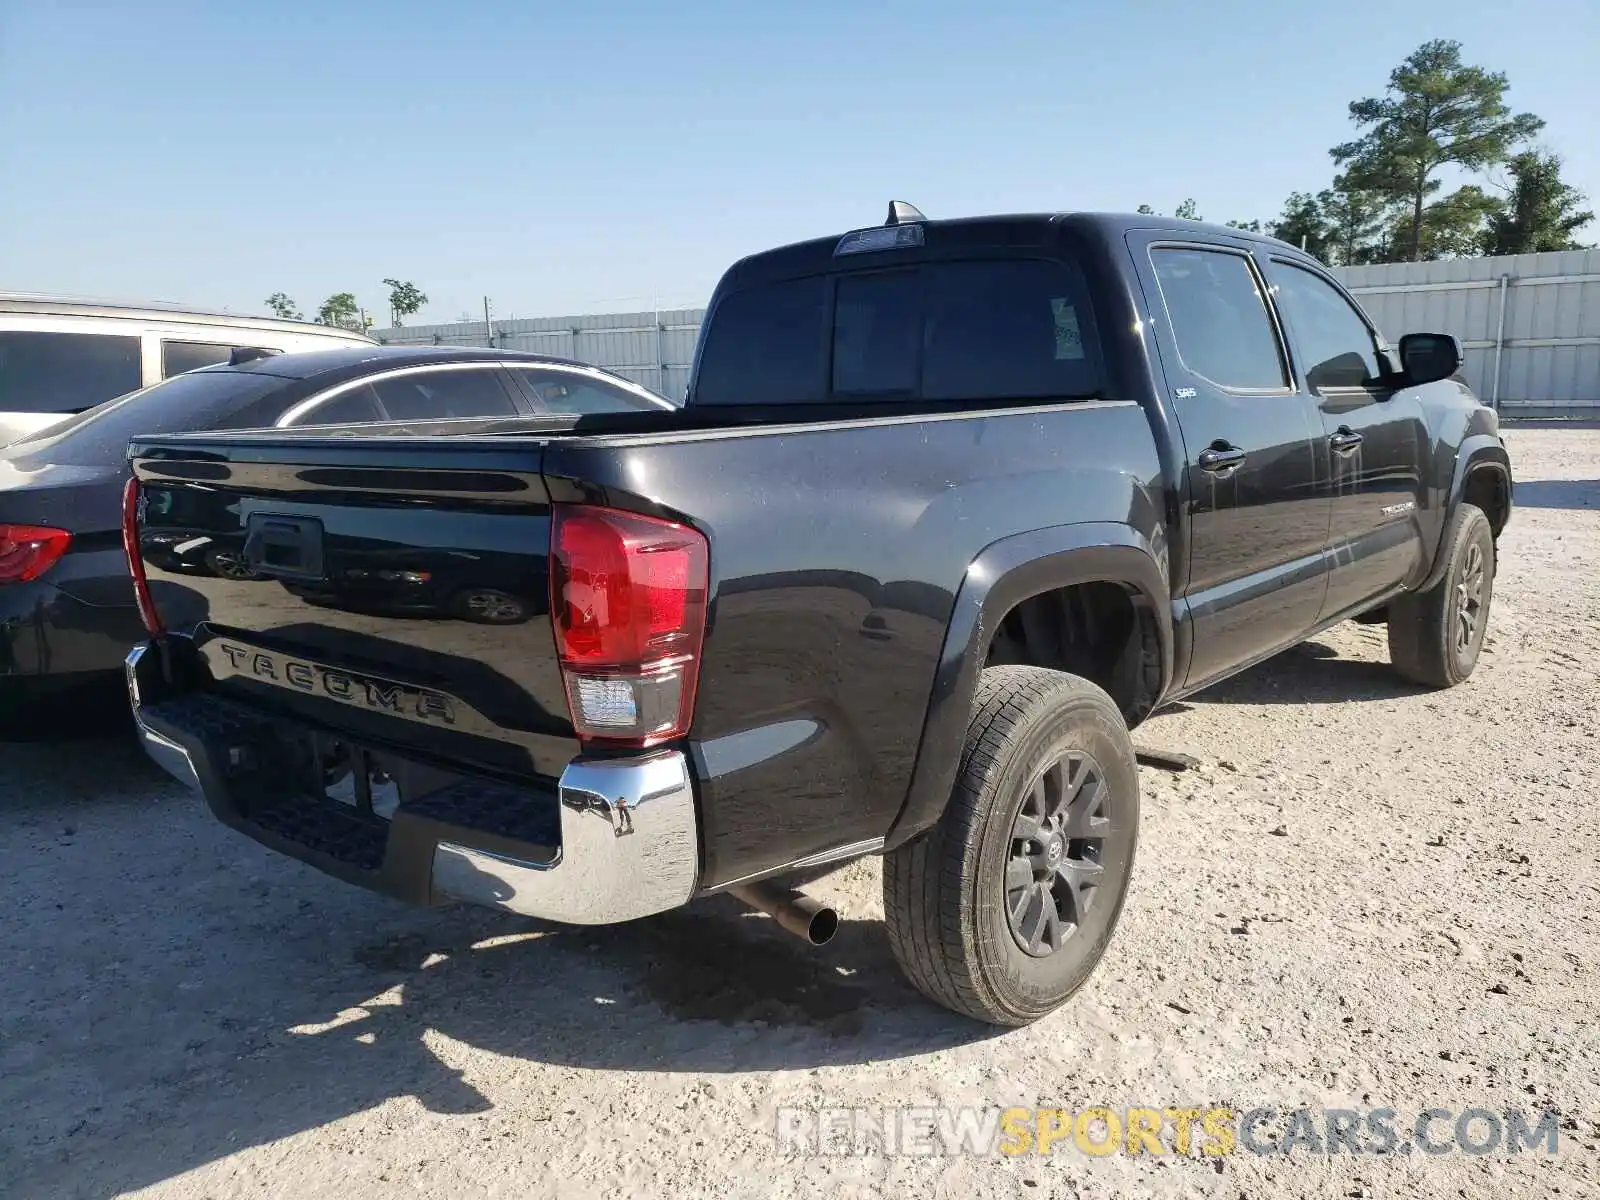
top-left (883, 665), bottom-right (1140, 1026)
top-left (1387, 502), bottom-right (1495, 688)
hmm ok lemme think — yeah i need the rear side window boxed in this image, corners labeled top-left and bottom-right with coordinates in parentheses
top-left (162, 340), bottom-right (260, 378)
top-left (286, 386), bottom-right (385, 427)
top-left (510, 368), bottom-right (667, 414)
top-left (0, 330), bottom-right (143, 413)
top-left (369, 368), bottom-right (519, 420)
top-left (695, 259), bottom-right (1103, 405)
top-left (1149, 248), bottom-right (1287, 390)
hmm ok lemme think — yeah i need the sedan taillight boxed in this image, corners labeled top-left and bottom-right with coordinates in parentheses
top-left (0, 523), bottom-right (72, 584)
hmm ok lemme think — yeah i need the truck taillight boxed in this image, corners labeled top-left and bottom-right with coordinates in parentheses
top-left (0, 523), bottom-right (72, 584)
top-left (121, 477), bottom-right (165, 636)
top-left (550, 504), bottom-right (708, 748)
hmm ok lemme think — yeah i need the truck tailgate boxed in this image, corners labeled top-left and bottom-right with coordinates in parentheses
top-left (130, 434), bottom-right (578, 781)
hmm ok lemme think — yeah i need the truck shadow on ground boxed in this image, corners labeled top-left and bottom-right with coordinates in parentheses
top-left (6, 622), bottom-right (1445, 1195)
top-left (1, 743), bottom-right (999, 1197)
top-left (355, 895), bottom-right (979, 1053)
top-left (18, 913), bottom-right (997, 1196)
top-left (1512, 478), bottom-right (1598, 510)
top-left (1188, 639), bottom-right (1427, 705)
top-left (0, 679), bottom-right (134, 743)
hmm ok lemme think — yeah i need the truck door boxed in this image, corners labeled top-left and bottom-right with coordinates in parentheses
top-left (1128, 234), bottom-right (1331, 689)
top-left (1257, 255), bottom-right (1430, 621)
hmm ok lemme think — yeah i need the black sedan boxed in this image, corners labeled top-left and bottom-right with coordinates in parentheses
top-left (0, 346), bottom-right (675, 712)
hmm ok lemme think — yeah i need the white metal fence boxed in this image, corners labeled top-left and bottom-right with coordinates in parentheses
top-left (376, 247), bottom-right (1599, 414)
top-left (1332, 249), bottom-right (1600, 417)
top-left (376, 309), bottom-right (705, 401)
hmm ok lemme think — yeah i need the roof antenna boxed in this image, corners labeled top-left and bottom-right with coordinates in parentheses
top-left (885, 200), bottom-right (926, 226)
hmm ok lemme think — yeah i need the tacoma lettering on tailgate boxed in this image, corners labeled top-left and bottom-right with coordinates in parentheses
top-left (213, 642), bottom-right (457, 725)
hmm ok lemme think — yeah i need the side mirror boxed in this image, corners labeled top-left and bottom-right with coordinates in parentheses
top-left (1399, 332), bottom-right (1463, 387)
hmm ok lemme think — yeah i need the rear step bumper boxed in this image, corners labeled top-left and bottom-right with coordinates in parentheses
top-left (125, 643), bottom-right (700, 926)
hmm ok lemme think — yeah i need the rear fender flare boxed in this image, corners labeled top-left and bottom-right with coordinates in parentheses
top-left (883, 522), bottom-right (1172, 850)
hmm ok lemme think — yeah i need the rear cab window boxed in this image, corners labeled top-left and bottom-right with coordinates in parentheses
top-left (693, 258), bottom-right (1104, 406)
top-left (833, 272), bottom-right (921, 394)
top-left (694, 277), bottom-right (829, 405)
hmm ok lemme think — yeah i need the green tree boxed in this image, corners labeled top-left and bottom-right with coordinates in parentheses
top-left (265, 292), bottom-right (302, 321)
top-left (317, 292), bottom-right (362, 330)
top-left (1135, 200), bottom-right (1202, 220)
top-left (382, 278), bottom-right (429, 327)
top-left (1480, 150), bottom-right (1595, 255)
top-left (1319, 176), bottom-right (1392, 265)
top-left (1226, 219), bottom-right (1263, 233)
top-left (1331, 39), bottom-right (1544, 261)
top-left (1267, 192), bottom-right (1333, 260)
top-left (1412, 184), bottom-right (1501, 258)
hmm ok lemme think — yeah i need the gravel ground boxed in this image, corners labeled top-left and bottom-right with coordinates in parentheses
top-left (2, 425), bottom-right (1596, 1200)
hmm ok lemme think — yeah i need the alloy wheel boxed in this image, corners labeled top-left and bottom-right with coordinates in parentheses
top-left (1005, 750), bottom-right (1111, 958)
top-left (1455, 542), bottom-right (1486, 657)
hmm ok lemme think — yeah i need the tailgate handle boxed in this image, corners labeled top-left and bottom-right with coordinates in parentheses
top-left (243, 515), bottom-right (325, 581)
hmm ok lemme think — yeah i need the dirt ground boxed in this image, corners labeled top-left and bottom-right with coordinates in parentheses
top-left (2, 425), bottom-right (1596, 1200)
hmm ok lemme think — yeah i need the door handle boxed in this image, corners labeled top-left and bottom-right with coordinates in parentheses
top-left (1197, 445), bottom-right (1247, 474)
top-left (1329, 427), bottom-right (1364, 454)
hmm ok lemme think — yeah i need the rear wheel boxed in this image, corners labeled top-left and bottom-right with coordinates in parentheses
top-left (449, 588), bottom-right (529, 625)
top-left (205, 548), bottom-right (260, 581)
top-left (883, 666), bottom-right (1139, 1025)
top-left (1387, 503), bottom-right (1495, 688)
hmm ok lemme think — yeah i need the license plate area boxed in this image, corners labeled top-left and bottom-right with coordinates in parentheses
top-left (287, 731), bottom-right (455, 822)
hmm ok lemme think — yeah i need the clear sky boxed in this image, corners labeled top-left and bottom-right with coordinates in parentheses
top-left (2, 0), bottom-right (1595, 327)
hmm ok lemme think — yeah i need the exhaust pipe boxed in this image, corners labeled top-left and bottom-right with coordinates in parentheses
top-left (729, 881), bottom-right (839, 946)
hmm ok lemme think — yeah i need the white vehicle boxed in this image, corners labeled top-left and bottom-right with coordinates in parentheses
top-left (0, 293), bottom-right (375, 444)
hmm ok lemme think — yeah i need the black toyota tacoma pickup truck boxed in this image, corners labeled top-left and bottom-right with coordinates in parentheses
top-left (123, 207), bottom-right (1512, 1025)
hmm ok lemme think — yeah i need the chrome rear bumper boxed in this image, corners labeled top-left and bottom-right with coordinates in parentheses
top-left (126, 642), bottom-right (700, 926)
top-left (127, 645), bottom-right (202, 792)
top-left (432, 754), bottom-right (699, 925)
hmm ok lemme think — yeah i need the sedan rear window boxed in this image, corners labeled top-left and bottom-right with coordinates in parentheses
top-left (6, 370), bottom-right (288, 467)
top-left (694, 258), bottom-right (1103, 405)
top-left (0, 331), bottom-right (143, 413)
